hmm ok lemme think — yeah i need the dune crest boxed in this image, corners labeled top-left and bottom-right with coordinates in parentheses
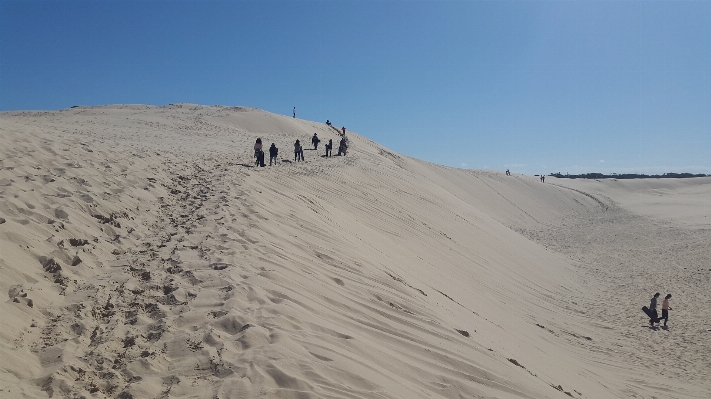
top-left (1, 106), bottom-right (709, 398)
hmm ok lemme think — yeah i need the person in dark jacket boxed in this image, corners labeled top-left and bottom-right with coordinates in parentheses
top-left (325, 139), bottom-right (332, 157)
top-left (312, 133), bottom-right (320, 150)
top-left (337, 137), bottom-right (347, 156)
top-left (649, 292), bottom-right (661, 326)
top-left (294, 140), bottom-right (304, 162)
top-left (254, 138), bottom-right (263, 167)
top-left (269, 143), bottom-right (279, 166)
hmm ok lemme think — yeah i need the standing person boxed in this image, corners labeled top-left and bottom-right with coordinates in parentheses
top-left (254, 138), bottom-right (263, 166)
top-left (649, 293), bottom-right (661, 326)
top-left (541, 175), bottom-right (545, 183)
top-left (269, 143), bottom-right (279, 166)
top-left (660, 294), bottom-right (673, 327)
top-left (325, 139), bottom-right (332, 157)
top-left (294, 140), bottom-right (304, 162)
top-left (312, 133), bottom-right (320, 150)
top-left (337, 137), bottom-right (347, 156)
top-left (293, 107), bottom-right (296, 118)
top-left (341, 126), bottom-right (346, 136)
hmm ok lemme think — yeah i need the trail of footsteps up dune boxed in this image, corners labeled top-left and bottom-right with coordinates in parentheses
top-left (27, 157), bottom-right (295, 398)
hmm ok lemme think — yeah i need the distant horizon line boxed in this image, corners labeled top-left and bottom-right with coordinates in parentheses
top-left (547, 172), bottom-right (709, 179)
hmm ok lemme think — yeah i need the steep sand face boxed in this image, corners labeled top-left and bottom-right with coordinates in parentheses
top-left (1, 106), bottom-right (709, 398)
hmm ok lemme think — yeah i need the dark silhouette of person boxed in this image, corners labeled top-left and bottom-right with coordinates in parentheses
top-left (294, 140), bottom-right (304, 161)
top-left (649, 293), bottom-right (661, 326)
top-left (326, 120), bottom-right (331, 126)
top-left (254, 138), bottom-right (263, 166)
top-left (293, 107), bottom-right (296, 118)
top-left (506, 169), bottom-right (510, 176)
top-left (341, 126), bottom-right (346, 136)
top-left (325, 139), bottom-right (332, 157)
top-left (269, 143), bottom-right (278, 166)
top-left (312, 133), bottom-right (320, 150)
top-left (337, 137), bottom-right (347, 156)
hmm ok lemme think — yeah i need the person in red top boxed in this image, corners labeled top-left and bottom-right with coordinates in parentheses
top-left (341, 126), bottom-right (346, 136)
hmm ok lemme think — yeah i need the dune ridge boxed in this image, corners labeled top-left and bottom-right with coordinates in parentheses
top-left (1, 105), bottom-right (709, 398)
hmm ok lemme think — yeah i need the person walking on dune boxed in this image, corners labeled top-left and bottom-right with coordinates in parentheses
top-left (269, 143), bottom-right (279, 166)
top-left (293, 107), bottom-right (296, 118)
top-left (337, 137), bottom-right (347, 156)
top-left (325, 139), bottom-right (332, 157)
top-left (254, 138), bottom-right (263, 166)
top-left (294, 140), bottom-right (304, 162)
top-left (341, 126), bottom-right (346, 136)
top-left (649, 292), bottom-right (661, 326)
top-left (312, 133), bottom-right (320, 150)
top-left (660, 294), bottom-right (673, 327)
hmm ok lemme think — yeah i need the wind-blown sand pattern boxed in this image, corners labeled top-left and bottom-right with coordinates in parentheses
top-left (1, 104), bottom-right (709, 398)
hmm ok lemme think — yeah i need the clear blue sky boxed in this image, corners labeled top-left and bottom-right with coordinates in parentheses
top-left (2, 1), bottom-right (709, 175)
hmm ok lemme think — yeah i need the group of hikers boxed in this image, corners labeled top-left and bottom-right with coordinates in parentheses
top-left (645, 292), bottom-right (673, 327)
top-left (252, 132), bottom-right (348, 167)
top-left (503, 169), bottom-right (545, 182)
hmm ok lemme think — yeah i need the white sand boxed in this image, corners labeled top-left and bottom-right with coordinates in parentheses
top-left (1, 105), bottom-right (709, 398)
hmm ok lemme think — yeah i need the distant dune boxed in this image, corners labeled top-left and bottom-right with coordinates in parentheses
top-left (1, 105), bottom-right (709, 398)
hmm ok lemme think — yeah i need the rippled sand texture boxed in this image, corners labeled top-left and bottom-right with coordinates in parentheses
top-left (1, 104), bottom-right (709, 398)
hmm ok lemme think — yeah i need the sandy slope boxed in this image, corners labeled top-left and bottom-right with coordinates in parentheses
top-left (1, 105), bottom-right (709, 398)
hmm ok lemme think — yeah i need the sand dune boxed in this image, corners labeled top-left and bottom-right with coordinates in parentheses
top-left (1, 105), bottom-right (709, 398)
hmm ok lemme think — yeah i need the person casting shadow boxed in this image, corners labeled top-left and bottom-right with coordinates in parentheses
top-left (325, 139), bottom-right (332, 157)
top-left (659, 294), bottom-right (673, 327)
top-left (294, 140), bottom-right (304, 162)
top-left (312, 133), bottom-right (320, 150)
top-left (269, 143), bottom-right (278, 166)
top-left (648, 292), bottom-right (661, 326)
